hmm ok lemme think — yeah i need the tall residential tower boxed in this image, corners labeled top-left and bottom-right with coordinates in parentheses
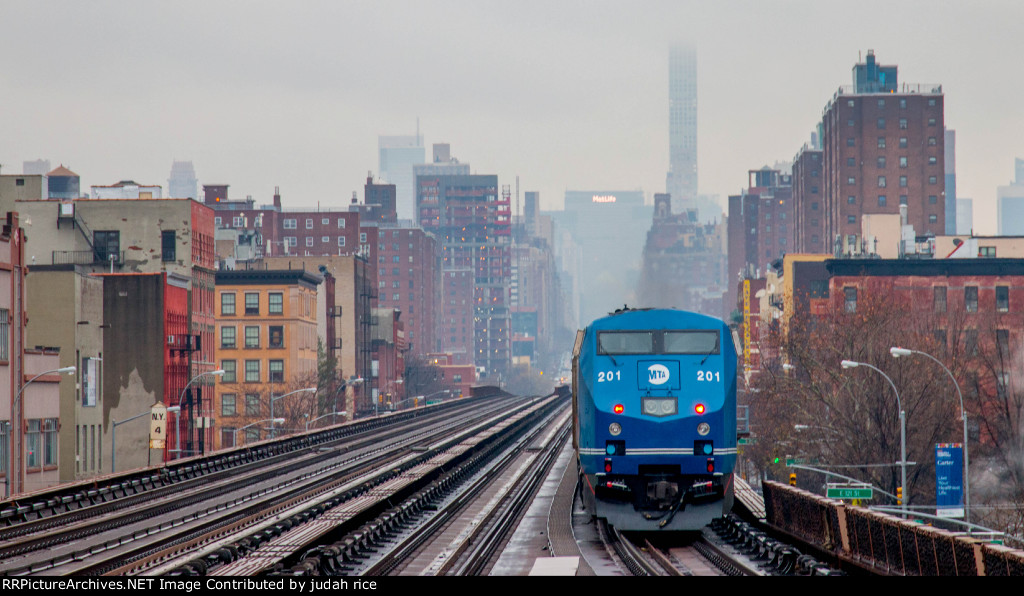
top-left (667, 44), bottom-right (698, 211)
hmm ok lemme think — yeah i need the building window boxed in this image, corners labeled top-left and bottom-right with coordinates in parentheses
top-left (232, 216), bottom-right (243, 227)
top-left (245, 292), bottom-right (259, 315)
top-left (161, 230), bottom-right (176, 262)
top-left (93, 230), bottom-right (121, 264)
top-left (269, 360), bottom-right (284, 383)
top-left (811, 202), bottom-right (819, 211)
top-left (878, 176), bottom-right (886, 188)
top-left (899, 118), bottom-right (908, 130)
top-left (269, 325), bottom-right (284, 348)
top-left (847, 157), bottom-right (855, 167)
top-left (222, 360), bottom-right (236, 383)
top-left (929, 98), bottom-right (937, 107)
top-left (929, 176), bottom-right (937, 184)
top-left (305, 219), bottom-right (313, 229)
top-left (997, 286), bottom-right (1009, 312)
top-left (929, 214), bottom-right (938, 223)
top-left (337, 218), bottom-right (346, 228)
top-left (221, 326), bottom-right (236, 348)
top-left (965, 329), bottom-right (978, 356)
top-left (338, 236), bottom-right (346, 247)
top-left (269, 292), bottom-right (283, 315)
top-left (877, 98), bottom-right (885, 108)
top-left (929, 195), bottom-right (938, 205)
top-left (221, 429), bottom-right (235, 448)
top-left (998, 329), bottom-right (1010, 357)
top-left (322, 218), bottom-right (329, 225)
top-left (214, 216), bottom-right (222, 227)
top-left (900, 156), bottom-right (908, 168)
top-left (928, 118), bottom-right (937, 126)
top-left (0, 308), bottom-right (9, 361)
top-left (848, 196), bottom-right (856, 205)
top-left (321, 236), bottom-right (329, 243)
top-left (899, 98), bottom-right (907, 109)
top-left (877, 118), bottom-right (886, 129)
top-left (847, 215), bottom-right (856, 224)
top-left (899, 137), bottom-right (908, 148)
top-left (284, 219), bottom-right (297, 229)
top-left (933, 286), bottom-right (947, 313)
top-left (900, 195), bottom-right (908, 205)
top-left (222, 394), bottom-right (237, 417)
top-left (285, 237), bottom-right (297, 247)
top-left (965, 286), bottom-right (978, 313)
top-left (928, 137), bottom-right (937, 146)
top-left (43, 418), bottom-right (57, 467)
top-left (848, 176), bottom-right (856, 185)
top-left (306, 237), bottom-right (314, 247)
top-left (929, 156), bottom-right (937, 165)
top-left (26, 420), bottom-right (40, 470)
top-left (360, 233), bottom-right (367, 242)
top-left (899, 176), bottom-right (907, 187)
top-left (847, 138), bottom-right (855, 147)
top-left (979, 246), bottom-right (996, 257)
top-left (847, 99), bottom-right (855, 107)
top-left (245, 360), bottom-right (260, 383)
top-left (847, 119), bottom-right (855, 127)
top-left (245, 326), bottom-right (259, 348)
top-left (246, 393), bottom-right (260, 416)
top-left (878, 195), bottom-right (887, 206)
top-left (844, 287), bottom-right (857, 313)
top-left (877, 137), bottom-right (886, 148)
top-left (877, 156), bottom-right (886, 168)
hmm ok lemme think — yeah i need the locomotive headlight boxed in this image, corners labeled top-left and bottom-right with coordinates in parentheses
top-left (697, 422), bottom-right (711, 436)
top-left (609, 422), bottom-right (622, 436)
top-left (641, 397), bottom-right (677, 417)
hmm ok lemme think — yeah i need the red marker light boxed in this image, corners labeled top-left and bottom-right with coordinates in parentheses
top-left (613, 404), bottom-right (624, 414)
top-left (706, 459), bottom-right (715, 473)
top-left (695, 403), bottom-right (705, 415)
top-left (606, 481), bottom-right (613, 489)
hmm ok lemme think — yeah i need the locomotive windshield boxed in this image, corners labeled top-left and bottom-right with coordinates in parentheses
top-left (597, 329), bottom-right (719, 355)
top-left (597, 331), bottom-right (653, 354)
top-left (664, 330), bottom-right (719, 354)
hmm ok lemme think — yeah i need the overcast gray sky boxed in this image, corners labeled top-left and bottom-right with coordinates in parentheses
top-left (2, 1), bottom-right (1021, 233)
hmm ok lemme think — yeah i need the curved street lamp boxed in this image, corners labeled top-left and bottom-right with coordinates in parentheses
top-left (7, 366), bottom-right (76, 498)
top-left (306, 411), bottom-right (346, 431)
top-left (174, 369), bottom-right (225, 459)
top-left (891, 346), bottom-right (970, 527)
top-left (270, 388), bottom-right (316, 438)
top-left (841, 359), bottom-right (909, 516)
top-left (112, 405), bottom-right (180, 472)
top-left (235, 418), bottom-right (285, 445)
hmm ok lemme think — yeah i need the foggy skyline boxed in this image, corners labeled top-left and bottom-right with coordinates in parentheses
top-left (3, 1), bottom-right (1023, 233)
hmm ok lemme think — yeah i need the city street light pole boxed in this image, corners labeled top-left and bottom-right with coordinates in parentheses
top-left (306, 411), bottom-right (346, 431)
top-left (270, 388), bottom-right (316, 439)
top-left (891, 346), bottom-right (971, 527)
top-left (841, 359), bottom-right (909, 516)
top-left (112, 405), bottom-right (180, 472)
top-left (235, 418), bottom-right (285, 445)
top-left (9, 366), bottom-right (75, 497)
top-left (174, 369), bottom-right (225, 459)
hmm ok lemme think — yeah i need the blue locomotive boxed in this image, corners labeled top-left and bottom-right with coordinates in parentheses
top-left (572, 307), bottom-right (736, 531)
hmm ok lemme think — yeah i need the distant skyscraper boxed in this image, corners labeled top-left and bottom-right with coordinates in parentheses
top-left (379, 134), bottom-right (425, 221)
top-left (945, 130), bottom-right (957, 235)
top-left (168, 161), bottom-right (198, 199)
top-left (667, 44), bottom-right (698, 211)
top-left (997, 159), bottom-right (1024, 236)
top-left (956, 198), bottom-right (973, 235)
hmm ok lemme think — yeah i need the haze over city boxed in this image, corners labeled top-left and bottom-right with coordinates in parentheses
top-left (2, 1), bottom-right (1023, 232)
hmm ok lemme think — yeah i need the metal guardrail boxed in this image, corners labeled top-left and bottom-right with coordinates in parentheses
top-left (51, 250), bottom-right (125, 266)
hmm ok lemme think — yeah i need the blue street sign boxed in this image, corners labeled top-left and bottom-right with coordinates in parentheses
top-left (936, 443), bottom-right (964, 519)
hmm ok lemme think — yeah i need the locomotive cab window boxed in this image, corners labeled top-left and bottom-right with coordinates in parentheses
top-left (598, 331), bottom-right (653, 354)
top-left (664, 331), bottom-right (719, 355)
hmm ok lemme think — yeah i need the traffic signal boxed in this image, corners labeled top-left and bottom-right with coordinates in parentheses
top-left (789, 472), bottom-right (797, 486)
top-left (897, 487), bottom-right (903, 505)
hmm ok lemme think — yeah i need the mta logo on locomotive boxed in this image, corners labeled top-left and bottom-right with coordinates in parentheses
top-left (647, 364), bottom-right (670, 385)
